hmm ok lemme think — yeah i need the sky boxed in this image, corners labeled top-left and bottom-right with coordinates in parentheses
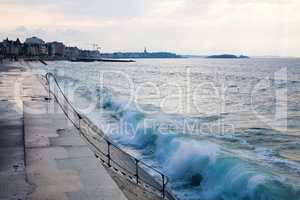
top-left (0, 0), bottom-right (299, 57)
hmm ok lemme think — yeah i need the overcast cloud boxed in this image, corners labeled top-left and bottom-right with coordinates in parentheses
top-left (0, 0), bottom-right (299, 56)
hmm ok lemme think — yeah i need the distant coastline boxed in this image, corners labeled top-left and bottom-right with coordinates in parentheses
top-left (206, 54), bottom-right (250, 59)
top-left (1, 36), bottom-right (252, 61)
top-left (101, 51), bottom-right (183, 59)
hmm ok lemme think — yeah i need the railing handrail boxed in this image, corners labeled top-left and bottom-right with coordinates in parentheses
top-left (45, 72), bottom-right (176, 200)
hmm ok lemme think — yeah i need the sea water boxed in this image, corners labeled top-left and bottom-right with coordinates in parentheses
top-left (34, 58), bottom-right (300, 200)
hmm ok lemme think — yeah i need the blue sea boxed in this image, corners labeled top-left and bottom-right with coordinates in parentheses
top-left (34, 58), bottom-right (300, 200)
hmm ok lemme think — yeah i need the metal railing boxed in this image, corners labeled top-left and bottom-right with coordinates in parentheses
top-left (45, 72), bottom-right (177, 200)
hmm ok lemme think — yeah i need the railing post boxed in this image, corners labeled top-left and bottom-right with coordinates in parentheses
top-left (77, 114), bottom-right (82, 130)
top-left (107, 141), bottom-right (111, 167)
top-left (135, 159), bottom-right (139, 184)
top-left (162, 174), bottom-right (165, 199)
top-left (47, 76), bottom-right (51, 100)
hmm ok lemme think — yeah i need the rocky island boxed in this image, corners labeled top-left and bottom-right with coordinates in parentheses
top-left (206, 54), bottom-right (249, 59)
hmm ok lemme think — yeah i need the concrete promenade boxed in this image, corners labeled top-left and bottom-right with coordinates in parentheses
top-left (0, 62), bottom-right (128, 200)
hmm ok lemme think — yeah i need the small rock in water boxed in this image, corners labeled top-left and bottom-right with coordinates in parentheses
top-left (191, 174), bottom-right (203, 186)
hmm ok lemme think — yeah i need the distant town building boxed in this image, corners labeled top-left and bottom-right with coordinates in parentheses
top-left (78, 50), bottom-right (101, 59)
top-left (24, 36), bottom-right (48, 56)
top-left (47, 42), bottom-right (65, 58)
top-left (0, 38), bottom-right (22, 57)
top-left (25, 36), bottom-right (45, 45)
top-left (64, 47), bottom-right (80, 60)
